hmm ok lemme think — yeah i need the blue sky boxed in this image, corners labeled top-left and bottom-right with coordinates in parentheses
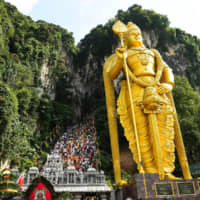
top-left (4, 0), bottom-right (200, 44)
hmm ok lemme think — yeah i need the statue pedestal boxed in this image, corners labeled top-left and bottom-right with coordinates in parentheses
top-left (134, 173), bottom-right (200, 199)
top-left (111, 187), bottom-right (123, 200)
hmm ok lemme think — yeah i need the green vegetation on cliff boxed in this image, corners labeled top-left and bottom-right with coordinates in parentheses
top-left (173, 76), bottom-right (200, 163)
top-left (0, 0), bottom-right (75, 169)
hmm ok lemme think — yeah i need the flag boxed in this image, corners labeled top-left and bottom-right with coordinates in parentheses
top-left (17, 174), bottom-right (24, 191)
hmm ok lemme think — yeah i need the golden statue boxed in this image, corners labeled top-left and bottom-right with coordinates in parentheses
top-left (103, 21), bottom-right (192, 186)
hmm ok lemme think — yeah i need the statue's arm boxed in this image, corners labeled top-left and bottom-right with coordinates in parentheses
top-left (160, 62), bottom-right (174, 87)
top-left (105, 54), bottom-right (123, 80)
top-left (158, 62), bottom-right (174, 94)
top-left (103, 54), bottom-right (127, 186)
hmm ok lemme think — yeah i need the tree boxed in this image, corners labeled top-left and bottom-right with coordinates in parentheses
top-left (173, 76), bottom-right (200, 163)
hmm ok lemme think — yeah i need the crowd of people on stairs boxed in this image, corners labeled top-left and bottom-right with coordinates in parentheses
top-left (53, 119), bottom-right (98, 172)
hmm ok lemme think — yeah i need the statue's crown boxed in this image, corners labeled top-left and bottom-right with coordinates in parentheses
top-left (127, 22), bottom-right (141, 35)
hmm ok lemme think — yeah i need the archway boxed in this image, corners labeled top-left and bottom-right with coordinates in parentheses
top-left (24, 176), bottom-right (56, 200)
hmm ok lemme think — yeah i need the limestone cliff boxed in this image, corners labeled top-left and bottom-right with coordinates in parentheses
top-left (1, 0), bottom-right (200, 169)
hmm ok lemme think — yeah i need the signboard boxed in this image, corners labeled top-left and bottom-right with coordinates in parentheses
top-left (177, 182), bottom-right (196, 196)
top-left (155, 183), bottom-right (174, 197)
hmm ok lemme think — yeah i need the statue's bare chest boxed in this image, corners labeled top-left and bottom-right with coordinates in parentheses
top-left (127, 49), bottom-right (155, 76)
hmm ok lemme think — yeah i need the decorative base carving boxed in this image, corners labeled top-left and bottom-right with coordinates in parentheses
top-left (133, 173), bottom-right (200, 199)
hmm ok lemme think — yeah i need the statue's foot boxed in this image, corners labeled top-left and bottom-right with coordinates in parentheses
top-left (167, 173), bottom-right (182, 180)
top-left (116, 180), bottom-right (128, 187)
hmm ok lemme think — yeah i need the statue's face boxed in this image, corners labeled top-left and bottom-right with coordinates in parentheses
top-left (127, 30), bottom-right (143, 47)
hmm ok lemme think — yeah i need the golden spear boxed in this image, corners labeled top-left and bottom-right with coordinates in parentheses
top-left (112, 20), bottom-right (144, 174)
top-left (168, 92), bottom-right (192, 179)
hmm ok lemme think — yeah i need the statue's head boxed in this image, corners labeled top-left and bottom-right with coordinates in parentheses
top-left (125, 22), bottom-right (144, 48)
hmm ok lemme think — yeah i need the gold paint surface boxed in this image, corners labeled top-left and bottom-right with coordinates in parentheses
top-left (103, 21), bottom-right (192, 185)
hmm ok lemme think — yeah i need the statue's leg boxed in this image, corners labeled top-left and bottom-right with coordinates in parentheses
top-left (134, 106), bottom-right (158, 173)
top-left (118, 82), bottom-right (157, 174)
top-left (122, 104), bottom-right (157, 173)
top-left (157, 104), bottom-right (175, 175)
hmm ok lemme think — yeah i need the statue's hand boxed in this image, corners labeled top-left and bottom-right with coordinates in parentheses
top-left (116, 179), bottom-right (128, 187)
top-left (115, 47), bottom-right (127, 59)
top-left (116, 47), bottom-right (126, 53)
top-left (157, 83), bottom-right (172, 94)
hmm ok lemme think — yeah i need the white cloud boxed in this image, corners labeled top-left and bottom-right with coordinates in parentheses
top-left (4, 0), bottom-right (39, 14)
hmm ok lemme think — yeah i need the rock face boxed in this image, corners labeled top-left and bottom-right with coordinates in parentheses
top-left (40, 61), bottom-right (53, 98)
top-left (142, 30), bottom-right (159, 48)
top-left (163, 45), bottom-right (190, 76)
